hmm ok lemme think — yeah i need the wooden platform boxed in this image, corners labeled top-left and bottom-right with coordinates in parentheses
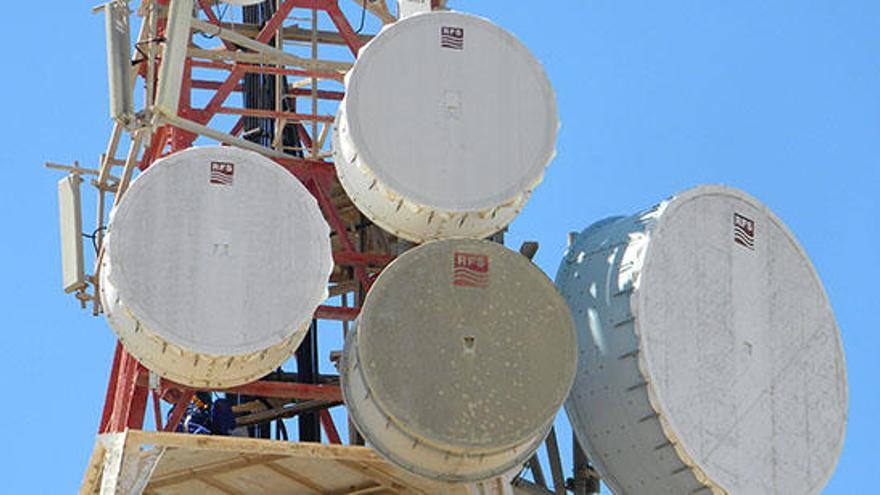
top-left (80, 431), bottom-right (541, 495)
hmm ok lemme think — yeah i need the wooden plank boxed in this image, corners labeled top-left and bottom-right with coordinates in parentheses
top-left (83, 431), bottom-right (493, 495)
top-left (326, 482), bottom-right (385, 495)
top-left (78, 440), bottom-right (106, 495)
top-left (336, 459), bottom-right (420, 495)
top-left (196, 474), bottom-right (247, 495)
top-left (262, 461), bottom-right (328, 493)
top-left (149, 454), bottom-right (286, 488)
top-left (128, 430), bottom-right (386, 465)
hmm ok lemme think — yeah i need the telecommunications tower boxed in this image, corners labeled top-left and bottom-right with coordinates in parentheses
top-left (48, 1), bottom-right (846, 494)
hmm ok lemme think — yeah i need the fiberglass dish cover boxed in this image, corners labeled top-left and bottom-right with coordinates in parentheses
top-left (342, 239), bottom-right (576, 482)
top-left (100, 146), bottom-right (333, 389)
top-left (333, 11), bottom-right (558, 242)
top-left (556, 185), bottom-right (847, 495)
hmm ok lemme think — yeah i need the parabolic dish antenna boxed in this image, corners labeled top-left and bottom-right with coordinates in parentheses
top-left (556, 185), bottom-right (847, 495)
top-left (100, 146), bottom-right (333, 389)
top-left (333, 11), bottom-right (558, 242)
top-left (342, 238), bottom-right (576, 481)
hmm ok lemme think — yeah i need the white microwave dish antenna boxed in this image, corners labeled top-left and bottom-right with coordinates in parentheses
top-left (333, 11), bottom-right (559, 242)
top-left (100, 146), bottom-right (333, 389)
top-left (557, 185), bottom-right (847, 495)
top-left (342, 238), bottom-right (576, 481)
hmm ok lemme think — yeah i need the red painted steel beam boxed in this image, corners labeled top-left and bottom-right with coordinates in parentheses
top-left (142, 124), bottom-right (171, 170)
top-left (291, 98), bottom-right (317, 151)
top-left (222, 381), bottom-right (342, 402)
top-left (106, 351), bottom-right (135, 432)
top-left (287, 0), bottom-right (335, 8)
top-left (216, 106), bottom-right (335, 123)
top-left (127, 366), bottom-right (149, 430)
top-left (319, 410), bottom-right (342, 444)
top-left (271, 156), bottom-right (336, 182)
top-left (151, 390), bottom-right (164, 431)
top-left (107, 351), bottom-right (147, 432)
top-left (198, 0), bottom-right (301, 125)
top-left (307, 179), bottom-right (372, 292)
top-left (333, 252), bottom-right (394, 267)
top-left (325, 1), bottom-right (364, 56)
top-left (230, 117), bottom-right (245, 137)
top-left (189, 60), bottom-right (345, 82)
top-left (191, 80), bottom-right (345, 101)
top-left (170, 59), bottom-right (198, 152)
top-left (316, 305), bottom-right (360, 321)
top-left (99, 342), bottom-right (124, 433)
top-left (197, 0), bottom-right (237, 51)
top-left (288, 87), bottom-right (345, 100)
top-left (163, 388), bottom-right (193, 432)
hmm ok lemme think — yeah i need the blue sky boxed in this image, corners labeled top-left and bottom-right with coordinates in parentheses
top-left (0, 1), bottom-right (877, 492)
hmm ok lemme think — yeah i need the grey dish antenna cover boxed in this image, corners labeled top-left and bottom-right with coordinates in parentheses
top-left (101, 146), bottom-right (333, 389)
top-left (557, 185), bottom-right (847, 495)
top-left (333, 11), bottom-right (559, 242)
top-left (342, 239), bottom-right (576, 482)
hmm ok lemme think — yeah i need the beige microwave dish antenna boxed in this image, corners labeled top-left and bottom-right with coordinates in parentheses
top-left (342, 238), bottom-right (576, 482)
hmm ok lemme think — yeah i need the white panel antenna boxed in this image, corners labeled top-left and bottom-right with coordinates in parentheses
top-left (155, 0), bottom-right (193, 116)
top-left (58, 174), bottom-right (85, 293)
top-left (104, 1), bottom-right (134, 126)
top-left (398, 0), bottom-right (431, 18)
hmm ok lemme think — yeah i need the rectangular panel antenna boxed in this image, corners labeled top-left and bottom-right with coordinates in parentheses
top-left (155, 0), bottom-right (194, 116)
top-left (104, 2), bottom-right (134, 125)
top-left (58, 175), bottom-right (85, 293)
top-left (398, 0), bottom-right (431, 18)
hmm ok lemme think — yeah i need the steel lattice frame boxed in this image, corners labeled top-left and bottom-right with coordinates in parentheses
top-left (53, 1), bottom-right (595, 492)
top-left (92, 0), bottom-right (411, 439)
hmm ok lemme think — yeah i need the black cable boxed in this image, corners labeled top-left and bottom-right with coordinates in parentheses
top-left (277, 419), bottom-right (289, 441)
top-left (216, 2), bottom-right (230, 25)
top-left (82, 226), bottom-right (109, 255)
top-left (199, 1), bottom-right (231, 40)
top-left (355, 0), bottom-right (367, 34)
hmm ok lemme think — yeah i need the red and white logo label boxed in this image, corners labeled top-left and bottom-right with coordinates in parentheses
top-left (210, 161), bottom-right (235, 186)
top-left (453, 252), bottom-right (489, 288)
top-left (733, 212), bottom-right (755, 250)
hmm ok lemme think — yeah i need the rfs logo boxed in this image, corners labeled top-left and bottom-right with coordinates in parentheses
top-left (210, 161), bottom-right (234, 186)
top-left (453, 252), bottom-right (488, 288)
top-left (733, 213), bottom-right (755, 250)
top-left (441, 26), bottom-right (464, 50)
